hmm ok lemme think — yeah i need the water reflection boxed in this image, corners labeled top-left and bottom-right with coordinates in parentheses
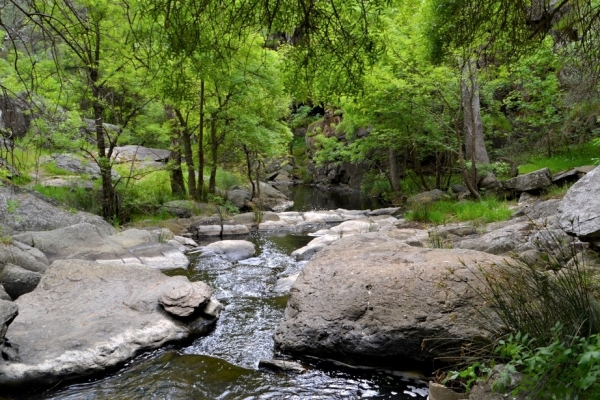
top-left (280, 185), bottom-right (387, 211)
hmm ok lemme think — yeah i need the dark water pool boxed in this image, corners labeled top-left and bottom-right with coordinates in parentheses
top-left (280, 185), bottom-right (388, 212)
top-left (12, 234), bottom-right (428, 400)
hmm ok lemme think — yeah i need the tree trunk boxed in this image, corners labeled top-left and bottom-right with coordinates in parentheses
top-left (209, 113), bottom-right (218, 194)
top-left (243, 144), bottom-right (256, 199)
top-left (461, 59), bottom-right (489, 165)
top-left (166, 105), bottom-right (185, 197)
top-left (175, 109), bottom-right (196, 198)
top-left (197, 79), bottom-right (205, 200)
top-left (90, 26), bottom-right (116, 220)
top-left (388, 148), bottom-right (400, 193)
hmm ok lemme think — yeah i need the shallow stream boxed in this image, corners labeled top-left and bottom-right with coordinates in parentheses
top-left (16, 188), bottom-right (430, 399)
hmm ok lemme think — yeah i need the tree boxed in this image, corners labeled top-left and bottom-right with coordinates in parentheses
top-left (5, 0), bottom-right (148, 220)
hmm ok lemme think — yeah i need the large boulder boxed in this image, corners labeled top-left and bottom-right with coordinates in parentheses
top-left (41, 153), bottom-right (119, 180)
top-left (558, 166), bottom-right (600, 240)
top-left (502, 168), bottom-right (552, 193)
top-left (407, 189), bottom-right (446, 206)
top-left (274, 232), bottom-right (507, 367)
top-left (0, 260), bottom-right (218, 387)
top-left (0, 185), bottom-right (115, 235)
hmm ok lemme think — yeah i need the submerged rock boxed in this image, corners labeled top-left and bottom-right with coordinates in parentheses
top-left (275, 232), bottom-right (507, 367)
top-left (0, 259), bottom-right (217, 387)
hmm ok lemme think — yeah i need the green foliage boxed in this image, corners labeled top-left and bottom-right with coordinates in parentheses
top-left (405, 198), bottom-right (512, 225)
top-left (493, 326), bottom-right (600, 399)
top-left (289, 106), bottom-right (322, 130)
top-left (32, 185), bottom-right (100, 214)
top-left (445, 361), bottom-right (491, 393)
top-left (206, 194), bottom-right (238, 215)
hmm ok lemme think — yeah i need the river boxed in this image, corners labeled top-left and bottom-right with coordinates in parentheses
top-left (15, 188), bottom-right (429, 399)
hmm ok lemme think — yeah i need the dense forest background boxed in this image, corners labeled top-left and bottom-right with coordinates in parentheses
top-left (1, 0), bottom-right (599, 222)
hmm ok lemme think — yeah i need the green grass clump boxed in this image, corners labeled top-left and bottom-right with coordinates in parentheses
top-left (406, 198), bottom-right (513, 225)
top-left (33, 185), bottom-right (100, 214)
top-left (519, 143), bottom-right (598, 174)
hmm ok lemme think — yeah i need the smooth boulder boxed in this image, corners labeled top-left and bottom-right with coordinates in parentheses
top-left (0, 260), bottom-right (217, 387)
top-left (558, 165), bottom-right (600, 240)
top-left (200, 240), bottom-right (255, 261)
top-left (274, 232), bottom-right (507, 366)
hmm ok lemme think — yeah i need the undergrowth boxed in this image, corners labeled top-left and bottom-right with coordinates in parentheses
top-left (519, 142), bottom-right (598, 174)
top-left (405, 198), bottom-right (513, 225)
top-left (444, 225), bottom-right (600, 398)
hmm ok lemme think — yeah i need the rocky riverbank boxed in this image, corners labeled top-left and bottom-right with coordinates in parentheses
top-left (2, 165), bottom-right (600, 397)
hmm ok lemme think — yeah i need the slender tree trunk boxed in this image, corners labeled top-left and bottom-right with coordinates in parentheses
top-left (461, 59), bottom-right (489, 165)
top-left (388, 148), bottom-right (400, 193)
top-left (209, 113), bottom-right (218, 194)
top-left (243, 144), bottom-right (256, 199)
top-left (197, 80), bottom-right (205, 200)
top-left (175, 109), bottom-right (196, 198)
top-left (90, 24), bottom-right (116, 220)
top-left (165, 105), bottom-right (185, 197)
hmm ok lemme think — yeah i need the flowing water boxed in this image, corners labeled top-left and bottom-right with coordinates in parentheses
top-left (14, 189), bottom-right (429, 399)
top-left (25, 232), bottom-right (429, 399)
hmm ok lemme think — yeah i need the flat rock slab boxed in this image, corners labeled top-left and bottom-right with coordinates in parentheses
top-left (275, 232), bottom-right (507, 366)
top-left (0, 260), bottom-right (215, 387)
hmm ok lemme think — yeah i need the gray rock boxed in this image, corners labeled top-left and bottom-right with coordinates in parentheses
top-left (407, 189), bottom-right (446, 205)
top-left (13, 223), bottom-right (125, 263)
top-left (112, 145), bottom-right (170, 163)
top-left (274, 273), bottom-right (300, 293)
top-left (502, 168), bottom-right (552, 193)
top-left (45, 153), bottom-right (118, 180)
top-left (227, 189), bottom-right (251, 209)
top-left (1, 299), bottom-right (18, 361)
top-left (0, 185), bottom-right (116, 235)
top-left (10, 240), bottom-right (50, 266)
top-left (428, 382), bottom-right (464, 400)
top-left (274, 233), bottom-right (507, 365)
top-left (0, 284), bottom-right (10, 301)
top-left (201, 298), bottom-right (225, 318)
top-left (0, 260), bottom-right (217, 387)
top-left (558, 166), bottom-right (600, 240)
top-left (201, 240), bottom-right (255, 261)
top-left (479, 171), bottom-right (501, 191)
top-left (552, 165), bottom-right (596, 186)
top-left (456, 220), bottom-right (531, 255)
top-left (0, 244), bottom-right (48, 273)
top-left (159, 200), bottom-right (208, 218)
top-left (159, 277), bottom-right (212, 317)
top-left (0, 263), bottom-right (42, 299)
top-left (0, 299), bottom-right (18, 337)
top-left (259, 359), bottom-right (306, 374)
